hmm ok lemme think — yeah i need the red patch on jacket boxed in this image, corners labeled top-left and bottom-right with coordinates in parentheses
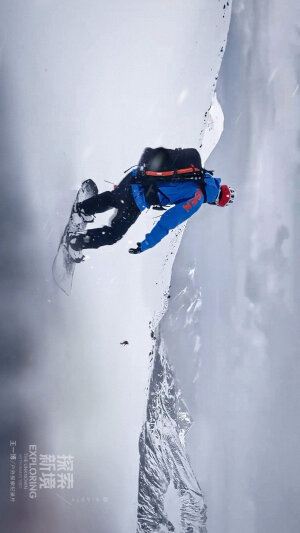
top-left (183, 188), bottom-right (203, 212)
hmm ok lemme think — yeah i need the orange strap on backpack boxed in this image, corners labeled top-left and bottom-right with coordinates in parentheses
top-left (145, 166), bottom-right (200, 177)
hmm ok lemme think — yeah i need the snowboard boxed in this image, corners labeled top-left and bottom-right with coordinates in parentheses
top-left (52, 179), bottom-right (98, 295)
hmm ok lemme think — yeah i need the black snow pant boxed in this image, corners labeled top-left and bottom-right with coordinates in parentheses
top-left (77, 175), bottom-right (141, 249)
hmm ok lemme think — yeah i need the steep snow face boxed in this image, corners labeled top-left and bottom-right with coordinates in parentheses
top-left (160, 1), bottom-right (300, 533)
top-left (136, 93), bottom-right (226, 533)
top-left (0, 1), bottom-right (231, 532)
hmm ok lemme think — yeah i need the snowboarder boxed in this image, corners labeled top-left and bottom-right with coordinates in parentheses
top-left (68, 147), bottom-right (235, 261)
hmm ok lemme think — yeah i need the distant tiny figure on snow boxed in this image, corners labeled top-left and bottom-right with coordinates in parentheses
top-left (120, 341), bottom-right (129, 346)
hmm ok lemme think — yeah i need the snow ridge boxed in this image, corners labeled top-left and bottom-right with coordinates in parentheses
top-left (135, 93), bottom-right (227, 533)
top-left (136, 332), bottom-right (207, 533)
top-left (135, 5), bottom-right (232, 528)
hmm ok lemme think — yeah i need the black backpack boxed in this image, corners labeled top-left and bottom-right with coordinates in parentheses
top-left (134, 147), bottom-right (209, 208)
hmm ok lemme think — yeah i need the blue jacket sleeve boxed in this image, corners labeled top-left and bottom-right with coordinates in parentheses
top-left (139, 190), bottom-right (204, 252)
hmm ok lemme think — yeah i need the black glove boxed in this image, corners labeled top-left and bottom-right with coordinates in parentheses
top-left (129, 243), bottom-right (142, 254)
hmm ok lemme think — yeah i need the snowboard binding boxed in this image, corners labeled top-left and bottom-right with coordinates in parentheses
top-left (67, 232), bottom-right (88, 263)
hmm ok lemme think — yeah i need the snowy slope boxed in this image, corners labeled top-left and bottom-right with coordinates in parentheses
top-left (160, 1), bottom-right (300, 533)
top-left (0, 2), bottom-right (231, 533)
top-left (135, 93), bottom-right (226, 533)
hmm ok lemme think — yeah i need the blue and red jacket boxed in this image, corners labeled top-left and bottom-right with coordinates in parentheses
top-left (130, 170), bottom-right (221, 252)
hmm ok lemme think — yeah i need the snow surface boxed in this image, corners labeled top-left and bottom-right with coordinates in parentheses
top-left (160, 1), bottom-right (300, 533)
top-left (136, 92), bottom-right (227, 533)
top-left (0, 2), bottom-right (231, 533)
